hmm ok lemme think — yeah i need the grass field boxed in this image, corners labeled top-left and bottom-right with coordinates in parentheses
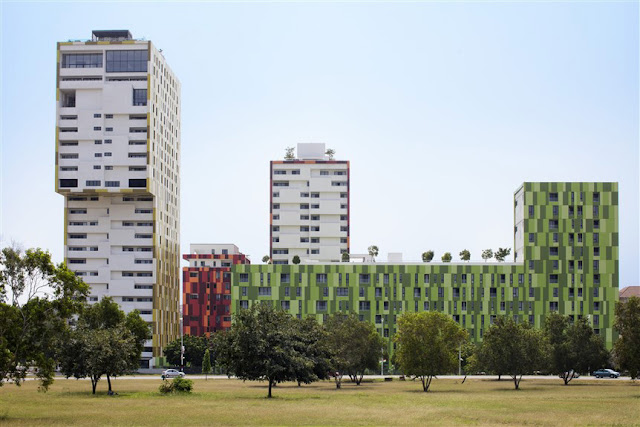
top-left (0, 377), bottom-right (638, 426)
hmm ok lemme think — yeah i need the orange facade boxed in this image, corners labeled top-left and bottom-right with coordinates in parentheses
top-left (182, 253), bottom-right (249, 336)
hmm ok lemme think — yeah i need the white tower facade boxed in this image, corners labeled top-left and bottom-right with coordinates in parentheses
top-left (270, 143), bottom-right (350, 264)
top-left (55, 30), bottom-right (180, 367)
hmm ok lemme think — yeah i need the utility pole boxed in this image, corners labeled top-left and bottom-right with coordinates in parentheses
top-left (381, 316), bottom-right (384, 376)
top-left (180, 305), bottom-right (184, 372)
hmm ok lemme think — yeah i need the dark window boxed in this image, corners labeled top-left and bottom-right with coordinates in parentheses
top-left (59, 179), bottom-right (78, 188)
top-left (62, 53), bottom-right (103, 68)
top-left (106, 50), bottom-right (148, 72)
top-left (133, 89), bottom-right (147, 106)
top-left (129, 179), bottom-right (147, 188)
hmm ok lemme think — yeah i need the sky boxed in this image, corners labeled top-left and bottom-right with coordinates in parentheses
top-left (1, 1), bottom-right (638, 288)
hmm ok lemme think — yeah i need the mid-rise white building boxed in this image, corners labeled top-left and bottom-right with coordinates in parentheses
top-left (55, 30), bottom-right (180, 367)
top-left (270, 143), bottom-right (349, 264)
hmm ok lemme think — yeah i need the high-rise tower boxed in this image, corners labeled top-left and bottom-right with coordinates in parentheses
top-left (55, 30), bottom-right (181, 367)
top-left (270, 143), bottom-right (349, 264)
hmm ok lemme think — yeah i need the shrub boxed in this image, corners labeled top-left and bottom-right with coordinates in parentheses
top-left (159, 377), bottom-right (193, 394)
top-left (173, 377), bottom-right (193, 393)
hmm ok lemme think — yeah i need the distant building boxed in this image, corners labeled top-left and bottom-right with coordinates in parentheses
top-left (619, 286), bottom-right (640, 303)
top-left (270, 143), bottom-right (349, 264)
top-left (235, 182), bottom-right (619, 354)
top-left (182, 244), bottom-right (250, 336)
top-left (56, 30), bottom-right (181, 368)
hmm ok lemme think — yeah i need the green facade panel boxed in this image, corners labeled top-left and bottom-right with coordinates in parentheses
top-left (229, 182), bottom-right (618, 354)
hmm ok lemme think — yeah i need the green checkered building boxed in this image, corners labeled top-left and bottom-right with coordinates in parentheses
top-left (231, 183), bottom-right (618, 354)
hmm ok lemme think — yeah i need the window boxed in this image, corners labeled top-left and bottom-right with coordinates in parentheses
top-left (105, 181), bottom-right (120, 187)
top-left (550, 247), bottom-right (559, 256)
top-left (359, 301), bottom-right (370, 311)
top-left (594, 219), bottom-right (600, 229)
top-left (62, 53), bottom-right (103, 68)
top-left (438, 287), bottom-right (444, 298)
top-left (272, 204), bottom-right (280, 210)
top-left (133, 89), bottom-right (147, 106)
top-left (106, 50), bottom-right (147, 72)
top-left (239, 274), bottom-right (249, 282)
top-left (86, 180), bottom-right (101, 186)
top-left (258, 287), bottom-right (271, 296)
top-left (320, 170), bottom-right (329, 176)
top-left (549, 219), bottom-right (559, 230)
top-left (550, 302), bottom-right (559, 311)
top-left (129, 179), bottom-right (146, 188)
top-left (337, 287), bottom-right (349, 296)
top-left (549, 192), bottom-right (558, 202)
top-left (281, 301), bottom-right (291, 310)
top-left (273, 181), bottom-right (289, 187)
top-left (316, 273), bottom-right (327, 284)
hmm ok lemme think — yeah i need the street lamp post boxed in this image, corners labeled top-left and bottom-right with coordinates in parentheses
top-left (180, 306), bottom-right (184, 372)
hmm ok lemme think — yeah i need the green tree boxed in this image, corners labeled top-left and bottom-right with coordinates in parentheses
top-left (58, 297), bottom-right (150, 394)
top-left (291, 316), bottom-right (332, 386)
top-left (459, 249), bottom-right (471, 261)
top-left (216, 304), bottom-right (306, 398)
top-left (422, 251), bottom-right (434, 262)
top-left (481, 249), bottom-right (493, 262)
top-left (325, 148), bottom-right (336, 160)
top-left (202, 348), bottom-right (212, 380)
top-left (441, 252), bottom-right (452, 262)
top-left (545, 313), bottom-right (609, 385)
top-left (477, 317), bottom-right (547, 389)
top-left (325, 313), bottom-right (382, 387)
top-left (494, 247), bottom-right (511, 262)
top-left (613, 296), bottom-right (640, 379)
top-left (341, 252), bottom-right (350, 262)
top-left (163, 335), bottom-right (209, 368)
top-left (262, 255), bottom-right (271, 264)
top-left (292, 255), bottom-right (301, 265)
top-left (394, 312), bottom-right (468, 391)
top-left (0, 247), bottom-right (88, 391)
top-left (368, 245), bottom-right (379, 262)
top-left (284, 146), bottom-right (295, 160)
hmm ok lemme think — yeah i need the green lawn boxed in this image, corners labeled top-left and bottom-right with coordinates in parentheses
top-left (1, 377), bottom-right (638, 426)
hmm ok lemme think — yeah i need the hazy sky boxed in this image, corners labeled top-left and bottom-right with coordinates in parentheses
top-left (1, 1), bottom-right (638, 287)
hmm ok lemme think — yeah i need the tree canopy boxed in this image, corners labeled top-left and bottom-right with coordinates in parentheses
top-left (459, 249), bottom-right (471, 261)
top-left (58, 297), bottom-right (150, 394)
top-left (544, 313), bottom-right (609, 384)
top-left (494, 247), bottom-right (511, 262)
top-left (215, 303), bottom-right (327, 397)
top-left (394, 312), bottom-right (467, 391)
top-left (481, 249), bottom-right (493, 262)
top-left (476, 316), bottom-right (548, 389)
top-left (422, 251), bottom-right (434, 262)
top-left (368, 246), bottom-right (379, 262)
top-left (164, 335), bottom-right (209, 369)
top-left (614, 296), bottom-right (640, 379)
top-left (325, 313), bottom-right (383, 387)
top-left (441, 252), bottom-right (452, 262)
top-left (0, 247), bottom-right (88, 391)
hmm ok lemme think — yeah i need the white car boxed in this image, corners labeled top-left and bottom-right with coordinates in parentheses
top-left (161, 369), bottom-right (185, 380)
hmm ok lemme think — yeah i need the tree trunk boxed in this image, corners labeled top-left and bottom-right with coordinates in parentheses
top-left (107, 374), bottom-right (112, 393)
top-left (356, 373), bottom-right (363, 385)
top-left (421, 376), bottom-right (427, 391)
top-left (297, 380), bottom-right (301, 387)
top-left (513, 374), bottom-right (522, 390)
top-left (268, 379), bottom-right (273, 398)
top-left (91, 376), bottom-right (98, 394)
top-left (461, 375), bottom-right (467, 384)
top-left (498, 374), bottom-right (502, 381)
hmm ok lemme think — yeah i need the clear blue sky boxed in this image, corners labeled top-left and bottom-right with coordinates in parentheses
top-left (1, 1), bottom-right (638, 287)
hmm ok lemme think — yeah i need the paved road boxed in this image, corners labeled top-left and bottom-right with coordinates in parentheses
top-left (42, 374), bottom-right (633, 381)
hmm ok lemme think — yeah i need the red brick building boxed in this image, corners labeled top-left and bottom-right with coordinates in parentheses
top-left (182, 244), bottom-right (249, 336)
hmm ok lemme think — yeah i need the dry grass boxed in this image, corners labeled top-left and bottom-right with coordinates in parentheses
top-left (0, 377), bottom-right (639, 426)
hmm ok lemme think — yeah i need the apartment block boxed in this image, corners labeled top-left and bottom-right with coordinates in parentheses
top-left (55, 30), bottom-right (181, 367)
top-left (182, 244), bottom-right (250, 336)
top-left (270, 143), bottom-right (349, 264)
top-left (234, 182), bottom-right (619, 356)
